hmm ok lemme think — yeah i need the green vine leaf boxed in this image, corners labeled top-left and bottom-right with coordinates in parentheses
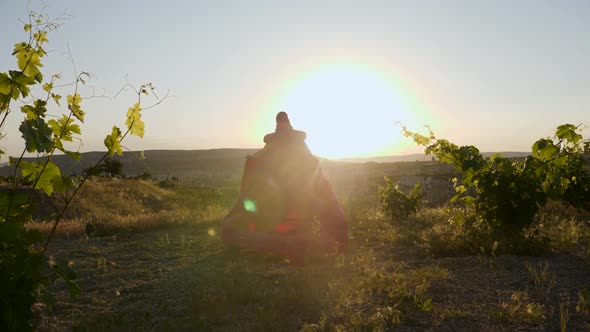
top-left (555, 124), bottom-right (582, 145)
top-left (33, 31), bottom-right (49, 44)
top-left (0, 192), bottom-right (31, 221)
top-left (48, 115), bottom-right (81, 142)
top-left (42, 82), bottom-right (53, 93)
top-left (0, 73), bottom-right (13, 95)
top-left (67, 93), bottom-right (85, 122)
top-left (13, 42), bottom-right (43, 79)
top-left (19, 161), bottom-right (61, 196)
top-left (19, 117), bottom-right (54, 153)
top-left (104, 126), bottom-right (123, 156)
top-left (21, 99), bottom-right (48, 120)
top-left (125, 103), bottom-right (144, 137)
top-left (9, 70), bottom-right (36, 98)
top-left (0, 72), bottom-right (17, 110)
top-left (52, 175), bottom-right (79, 193)
top-left (51, 93), bottom-right (62, 106)
top-left (48, 115), bottom-right (82, 161)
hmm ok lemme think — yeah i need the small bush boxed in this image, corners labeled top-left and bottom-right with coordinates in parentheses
top-left (158, 178), bottom-right (178, 188)
top-left (82, 157), bottom-right (124, 178)
top-left (379, 177), bottom-right (422, 223)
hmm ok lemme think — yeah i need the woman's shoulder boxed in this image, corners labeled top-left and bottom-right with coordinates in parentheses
top-left (264, 129), bottom-right (307, 144)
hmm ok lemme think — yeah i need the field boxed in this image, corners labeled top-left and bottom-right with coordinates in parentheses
top-left (25, 160), bottom-right (590, 331)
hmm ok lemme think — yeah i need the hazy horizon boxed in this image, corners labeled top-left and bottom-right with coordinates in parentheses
top-left (0, 147), bottom-right (533, 167)
top-left (1, 1), bottom-right (589, 159)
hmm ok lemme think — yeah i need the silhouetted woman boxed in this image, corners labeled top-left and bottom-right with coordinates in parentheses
top-left (221, 112), bottom-right (347, 264)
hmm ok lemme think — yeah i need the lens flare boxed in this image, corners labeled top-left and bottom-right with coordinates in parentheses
top-left (244, 198), bottom-right (257, 212)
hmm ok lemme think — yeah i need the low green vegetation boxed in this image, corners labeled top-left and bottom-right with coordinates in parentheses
top-left (24, 167), bottom-right (589, 330)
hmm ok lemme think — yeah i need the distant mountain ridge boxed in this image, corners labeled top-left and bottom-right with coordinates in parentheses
top-left (0, 149), bottom-right (531, 182)
top-left (0, 149), bottom-right (260, 183)
top-left (337, 151), bottom-right (530, 163)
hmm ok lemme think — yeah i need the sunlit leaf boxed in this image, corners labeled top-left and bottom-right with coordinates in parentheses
top-left (20, 99), bottom-right (47, 120)
top-left (0, 73), bottom-right (17, 111)
top-left (555, 124), bottom-right (583, 146)
top-left (19, 161), bottom-right (61, 196)
top-left (0, 72), bottom-right (13, 95)
top-left (42, 82), bottom-right (53, 93)
top-left (7, 70), bottom-right (34, 99)
top-left (532, 138), bottom-right (559, 161)
top-left (125, 103), bottom-right (144, 137)
top-left (104, 126), bottom-right (123, 156)
top-left (556, 124), bottom-right (575, 139)
top-left (48, 115), bottom-right (81, 142)
top-left (13, 42), bottom-right (43, 78)
top-left (67, 93), bottom-right (85, 122)
top-left (33, 31), bottom-right (49, 44)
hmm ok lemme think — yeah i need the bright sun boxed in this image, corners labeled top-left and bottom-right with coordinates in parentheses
top-left (265, 63), bottom-right (427, 159)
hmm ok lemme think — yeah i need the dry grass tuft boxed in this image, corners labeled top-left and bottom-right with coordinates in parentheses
top-left (497, 291), bottom-right (545, 325)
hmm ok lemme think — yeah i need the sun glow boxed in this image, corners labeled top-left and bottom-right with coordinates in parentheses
top-left (255, 63), bottom-right (433, 159)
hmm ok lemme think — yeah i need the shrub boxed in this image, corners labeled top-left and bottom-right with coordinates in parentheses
top-left (401, 123), bottom-right (590, 235)
top-left (379, 177), bottom-right (422, 223)
top-left (82, 157), bottom-right (124, 178)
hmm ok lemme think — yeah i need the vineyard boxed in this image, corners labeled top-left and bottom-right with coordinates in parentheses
top-left (27, 164), bottom-right (590, 330)
top-left (1, 7), bottom-right (590, 332)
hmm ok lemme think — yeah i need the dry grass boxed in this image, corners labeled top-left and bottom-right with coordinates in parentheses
top-left (497, 291), bottom-right (545, 325)
top-left (30, 210), bottom-right (202, 237)
top-left (27, 179), bottom-right (230, 237)
top-left (525, 261), bottom-right (556, 302)
top-left (36, 221), bottom-right (590, 331)
top-left (26, 176), bottom-right (590, 330)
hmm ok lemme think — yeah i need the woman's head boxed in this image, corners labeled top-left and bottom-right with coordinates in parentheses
top-left (275, 111), bottom-right (293, 131)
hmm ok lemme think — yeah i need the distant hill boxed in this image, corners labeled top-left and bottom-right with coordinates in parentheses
top-left (0, 149), bottom-right (260, 184)
top-left (0, 149), bottom-right (533, 185)
top-left (338, 154), bottom-right (435, 163)
top-left (338, 151), bottom-right (530, 163)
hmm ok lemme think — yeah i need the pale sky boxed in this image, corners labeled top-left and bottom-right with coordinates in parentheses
top-left (1, 0), bottom-right (589, 159)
